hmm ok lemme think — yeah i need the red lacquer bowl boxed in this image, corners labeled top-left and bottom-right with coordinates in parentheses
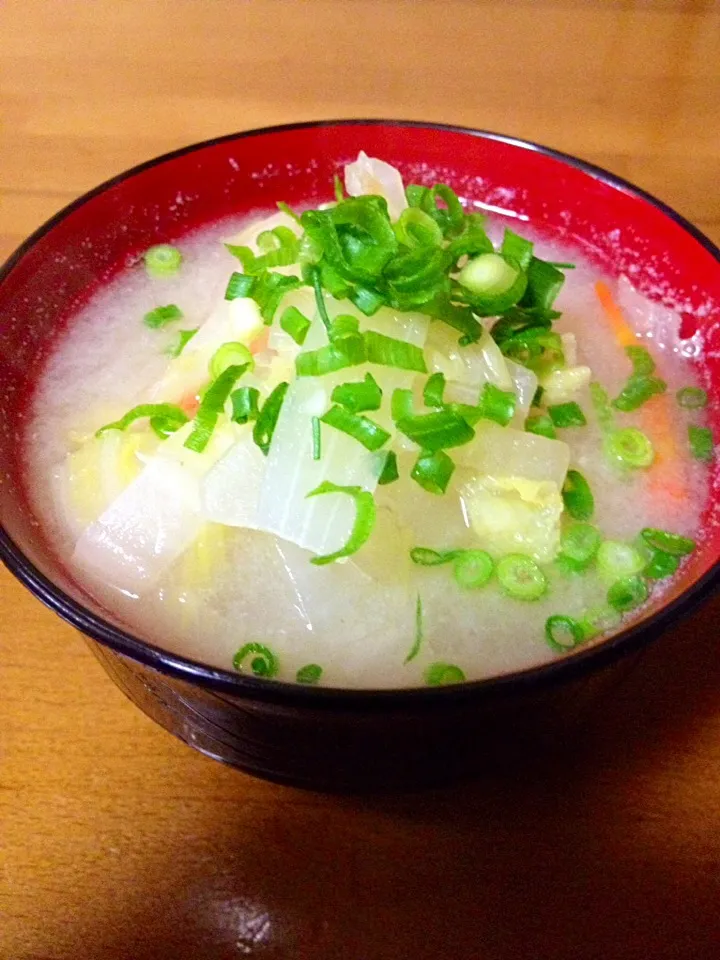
top-left (1, 121), bottom-right (719, 790)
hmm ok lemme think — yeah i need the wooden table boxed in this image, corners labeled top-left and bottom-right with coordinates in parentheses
top-left (2, 2), bottom-right (720, 957)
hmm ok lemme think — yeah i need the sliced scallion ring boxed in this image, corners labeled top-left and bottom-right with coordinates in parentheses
top-left (496, 554), bottom-right (548, 601)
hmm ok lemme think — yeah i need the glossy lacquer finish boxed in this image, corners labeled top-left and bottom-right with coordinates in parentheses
top-left (1, 122), bottom-right (720, 790)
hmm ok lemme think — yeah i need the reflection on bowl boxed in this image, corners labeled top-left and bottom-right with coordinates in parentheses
top-left (1, 120), bottom-right (719, 790)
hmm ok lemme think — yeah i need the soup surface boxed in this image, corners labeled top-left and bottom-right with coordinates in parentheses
top-left (26, 155), bottom-right (712, 688)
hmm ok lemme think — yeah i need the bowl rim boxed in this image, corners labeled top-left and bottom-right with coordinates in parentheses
top-left (2, 117), bottom-right (719, 710)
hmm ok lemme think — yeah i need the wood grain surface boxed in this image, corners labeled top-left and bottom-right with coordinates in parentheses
top-left (2, 2), bottom-right (720, 958)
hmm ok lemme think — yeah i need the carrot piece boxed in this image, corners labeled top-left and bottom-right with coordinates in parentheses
top-left (250, 329), bottom-right (270, 355)
top-left (595, 280), bottom-right (637, 348)
top-left (179, 393), bottom-right (200, 418)
top-left (595, 281), bottom-right (687, 501)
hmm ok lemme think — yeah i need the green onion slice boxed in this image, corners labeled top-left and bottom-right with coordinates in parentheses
top-left (185, 364), bottom-right (249, 453)
top-left (548, 402), bottom-right (587, 429)
top-left (296, 663), bottom-right (322, 684)
top-left (643, 550), bottom-right (679, 580)
top-left (613, 374), bottom-right (666, 412)
top-left (589, 381), bottom-right (615, 433)
top-left (230, 386), bottom-right (260, 425)
top-left (607, 575), bottom-right (648, 612)
top-left (253, 381), bottom-right (289, 456)
top-left (167, 328), bottom-right (198, 358)
top-left (457, 253), bottom-right (528, 315)
top-left (331, 372), bottom-right (382, 413)
top-left (423, 372), bottom-right (446, 408)
top-left (280, 306), bottom-right (312, 346)
top-left (306, 481), bottom-right (377, 565)
top-left (143, 304), bottom-right (183, 329)
top-left (604, 428), bottom-right (655, 469)
top-left (411, 449), bottom-right (455, 495)
top-left (560, 522), bottom-right (602, 566)
top-left (311, 416), bottom-right (321, 460)
top-left (424, 662), bottom-right (466, 686)
top-left (562, 470), bottom-right (594, 521)
top-left (577, 605), bottom-right (622, 640)
top-left (209, 341), bottom-right (254, 379)
top-left (545, 615), bottom-right (586, 654)
top-left (96, 403), bottom-right (188, 440)
top-left (391, 388), bottom-right (415, 422)
top-left (394, 207), bottom-right (444, 249)
top-left (625, 345), bottom-right (656, 376)
top-left (397, 410), bottom-right (474, 453)
top-left (596, 541), bottom-right (645, 580)
top-left (501, 229), bottom-right (534, 271)
top-left (676, 386), bottom-right (707, 410)
top-left (378, 450), bottom-right (399, 485)
top-left (225, 271), bottom-right (255, 301)
top-left (640, 528), bottom-right (696, 556)
top-left (233, 642), bottom-right (279, 678)
top-left (453, 550), bottom-right (494, 589)
top-left (496, 554), bottom-right (548, 601)
top-left (405, 594), bottom-right (424, 664)
top-left (144, 244), bottom-right (182, 278)
top-left (365, 330), bottom-right (427, 373)
top-left (688, 425), bottom-right (714, 463)
top-left (478, 383), bottom-right (516, 426)
top-left (409, 547), bottom-right (456, 566)
top-left (525, 414), bottom-right (557, 440)
top-left (320, 405), bottom-right (390, 452)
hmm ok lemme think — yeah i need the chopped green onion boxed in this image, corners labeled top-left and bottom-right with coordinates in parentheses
top-left (166, 328), bottom-right (198, 358)
top-left (394, 207), bottom-right (444, 249)
top-left (296, 663), bottom-right (323, 684)
top-left (310, 266), bottom-right (333, 333)
top-left (688, 425), bottom-right (714, 463)
top-left (230, 386), bottom-right (260, 424)
top-left (209, 341), bottom-right (254, 379)
top-left (560, 522), bottom-right (602, 566)
top-left (233, 642), bottom-right (279, 678)
top-left (405, 594), bottom-right (424, 664)
top-left (411, 449), bottom-right (455, 495)
top-left (625, 345), bottom-right (656, 376)
top-left (277, 200), bottom-right (302, 225)
top-left (391, 388), bottom-right (415, 422)
top-left (676, 386), bottom-right (707, 410)
top-left (144, 244), bottom-right (182, 278)
top-left (333, 173), bottom-right (345, 202)
top-left (185, 364), bottom-right (249, 453)
top-left (410, 546), bottom-right (456, 566)
top-left (457, 253), bottom-right (527, 314)
top-left (596, 541), bottom-right (645, 580)
top-left (607, 575), bottom-right (648, 612)
top-left (445, 213), bottom-right (494, 262)
top-left (478, 383), bottom-right (516, 426)
top-left (545, 615), bottom-right (585, 654)
top-left (525, 414), bottom-right (557, 440)
top-left (643, 550), bottom-right (679, 580)
top-left (520, 258), bottom-right (565, 312)
top-left (640, 528), bottom-right (696, 556)
top-left (397, 410), bottom-right (474, 453)
top-left (365, 330), bottom-right (427, 373)
top-left (613, 374), bottom-right (666, 412)
top-left (306, 481), bottom-right (377, 565)
top-left (500, 329), bottom-right (564, 377)
top-left (548, 402), bottom-right (587, 428)
top-left (424, 662), bottom-right (466, 686)
top-left (501, 229), bottom-right (534, 271)
top-left (604, 427), bottom-right (655, 469)
top-left (320, 405), bottom-right (390, 452)
top-left (378, 450), bottom-right (399, 485)
top-left (562, 470), bottom-right (594, 521)
top-left (253, 381), bottom-right (289, 456)
top-left (280, 306), bottom-right (311, 346)
top-left (311, 415), bottom-right (321, 460)
top-left (577, 605), bottom-right (622, 640)
top-left (226, 226), bottom-right (299, 274)
top-left (453, 550), bottom-right (494, 589)
top-left (225, 271), bottom-right (255, 301)
top-left (589, 381), bottom-right (615, 432)
top-left (96, 403), bottom-right (188, 440)
top-left (423, 372), bottom-right (446, 408)
top-left (532, 386), bottom-right (544, 408)
top-left (496, 554), bottom-right (548, 601)
top-left (143, 304), bottom-right (183, 329)
top-left (349, 285), bottom-right (386, 316)
top-left (331, 372), bottom-right (382, 413)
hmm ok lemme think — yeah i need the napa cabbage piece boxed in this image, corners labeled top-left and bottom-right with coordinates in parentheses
top-left (147, 298), bottom-right (265, 404)
top-left (71, 421), bottom-right (236, 594)
top-left (460, 475), bottom-right (564, 564)
top-left (344, 151), bottom-right (408, 222)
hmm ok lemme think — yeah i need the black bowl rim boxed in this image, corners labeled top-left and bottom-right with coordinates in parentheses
top-left (1, 117), bottom-right (719, 711)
